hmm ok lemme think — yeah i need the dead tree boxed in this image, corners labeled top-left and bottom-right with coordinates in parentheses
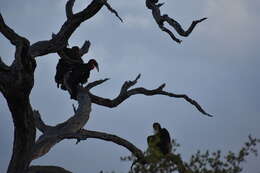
top-left (0, 0), bottom-right (211, 173)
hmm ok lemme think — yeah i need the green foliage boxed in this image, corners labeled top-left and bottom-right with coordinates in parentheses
top-left (121, 136), bottom-right (260, 173)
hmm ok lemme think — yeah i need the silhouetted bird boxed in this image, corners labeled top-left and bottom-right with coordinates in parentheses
top-left (65, 59), bottom-right (99, 100)
top-left (55, 46), bottom-right (83, 89)
top-left (147, 122), bottom-right (172, 156)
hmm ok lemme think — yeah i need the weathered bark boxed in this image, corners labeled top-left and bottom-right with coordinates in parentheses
top-left (0, 13), bottom-right (37, 173)
top-left (0, 41), bottom-right (36, 173)
top-left (6, 97), bottom-right (36, 173)
top-left (31, 90), bottom-right (92, 160)
top-left (4, 50), bottom-right (36, 173)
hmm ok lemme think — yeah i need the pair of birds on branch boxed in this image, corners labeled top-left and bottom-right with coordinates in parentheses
top-left (55, 46), bottom-right (99, 100)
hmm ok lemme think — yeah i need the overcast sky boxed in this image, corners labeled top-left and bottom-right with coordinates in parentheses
top-left (0, 0), bottom-right (260, 172)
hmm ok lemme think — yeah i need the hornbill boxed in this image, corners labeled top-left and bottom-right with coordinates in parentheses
top-left (64, 59), bottom-right (99, 100)
top-left (55, 46), bottom-right (83, 89)
top-left (147, 122), bottom-right (172, 156)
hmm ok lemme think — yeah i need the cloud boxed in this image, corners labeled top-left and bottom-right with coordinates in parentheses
top-left (123, 14), bottom-right (152, 29)
top-left (200, 0), bottom-right (260, 59)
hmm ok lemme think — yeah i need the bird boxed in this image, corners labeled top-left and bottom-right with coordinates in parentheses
top-left (55, 46), bottom-right (83, 90)
top-left (64, 59), bottom-right (99, 100)
top-left (148, 122), bottom-right (172, 155)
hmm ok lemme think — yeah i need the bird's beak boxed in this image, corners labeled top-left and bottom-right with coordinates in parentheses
top-left (95, 63), bottom-right (99, 72)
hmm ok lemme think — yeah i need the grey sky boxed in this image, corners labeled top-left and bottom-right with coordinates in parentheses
top-left (0, 0), bottom-right (260, 172)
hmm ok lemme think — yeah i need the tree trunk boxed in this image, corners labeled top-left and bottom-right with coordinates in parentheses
top-left (6, 96), bottom-right (36, 173)
top-left (2, 49), bottom-right (37, 173)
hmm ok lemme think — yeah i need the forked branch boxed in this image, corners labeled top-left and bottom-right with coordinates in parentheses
top-left (29, 0), bottom-right (104, 58)
top-left (32, 92), bottom-right (92, 159)
top-left (32, 74), bottom-right (211, 164)
top-left (0, 13), bottom-right (28, 46)
top-left (29, 0), bottom-right (122, 58)
top-left (89, 74), bottom-right (212, 117)
top-left (32, 92), bottom-right (144, 160)
top-left (0, 13), bottom-right (36, 73)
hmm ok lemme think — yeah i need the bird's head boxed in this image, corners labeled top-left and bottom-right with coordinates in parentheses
top-left (153, 122), bottom-right (161, 134)
top-left (88, 59), bottom-right (99, 72)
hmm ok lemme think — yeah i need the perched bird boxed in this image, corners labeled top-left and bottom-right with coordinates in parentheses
top-left (55, 46), bottom-right (83, 89)
top-left (147, 122), bottom-right (172, 156)
top-left (65, 59), bottom-right (99, 100)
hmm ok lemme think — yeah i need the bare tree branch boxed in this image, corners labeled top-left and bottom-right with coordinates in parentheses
top-left (31, 91), bottom-right (145, 161)
top-left (89, 74), bottom-right (212, 117)
top-left (86, 78), bottom-right (110, 90)
top-left (33, 110), bottom-right (53, 133)
top-left (0, 13), bottom-right (28, 46)
top-left (145, 0), bottom-right (207, 43)
top-left (0, 13), bottom-right (36, 74)
top-left (61, 129), bottom-right (144, 160)
top-left (102, 0), bottom-right (123, 22)
top-left (79, 40), bottom-right (91, 57)
top-left (32, 74), bottom-right (211, 165)
top-left (29, 0), bottom-right (106, 58)
top-left (66, 0), bottom-right (75, 19)
top-left (32, 91), bottom-right (92, 159)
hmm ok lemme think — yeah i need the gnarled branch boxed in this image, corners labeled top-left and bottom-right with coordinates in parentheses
top-left (0, 13), bottom-right (35, 74)
top-left (145, 0), bottom-right (207, 43)
top-left (29, 0), bottom-right (106, 58)
top-left (0, 13), bottom-right (28, 46)
top-left (61, 129), bottom-right (144, 160)
top-left (32, 89), bottom-right (145, 161)
top-left (89, 74), bottom-right (212, 117)
top-left (31, 74), bottom-right (211, 166)
top-left (32, 91), bottom-right (92, 159)
top-left (32, 79), bottom-right (144, 161)
top-left (33, 110), bottom-right (53, 133)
